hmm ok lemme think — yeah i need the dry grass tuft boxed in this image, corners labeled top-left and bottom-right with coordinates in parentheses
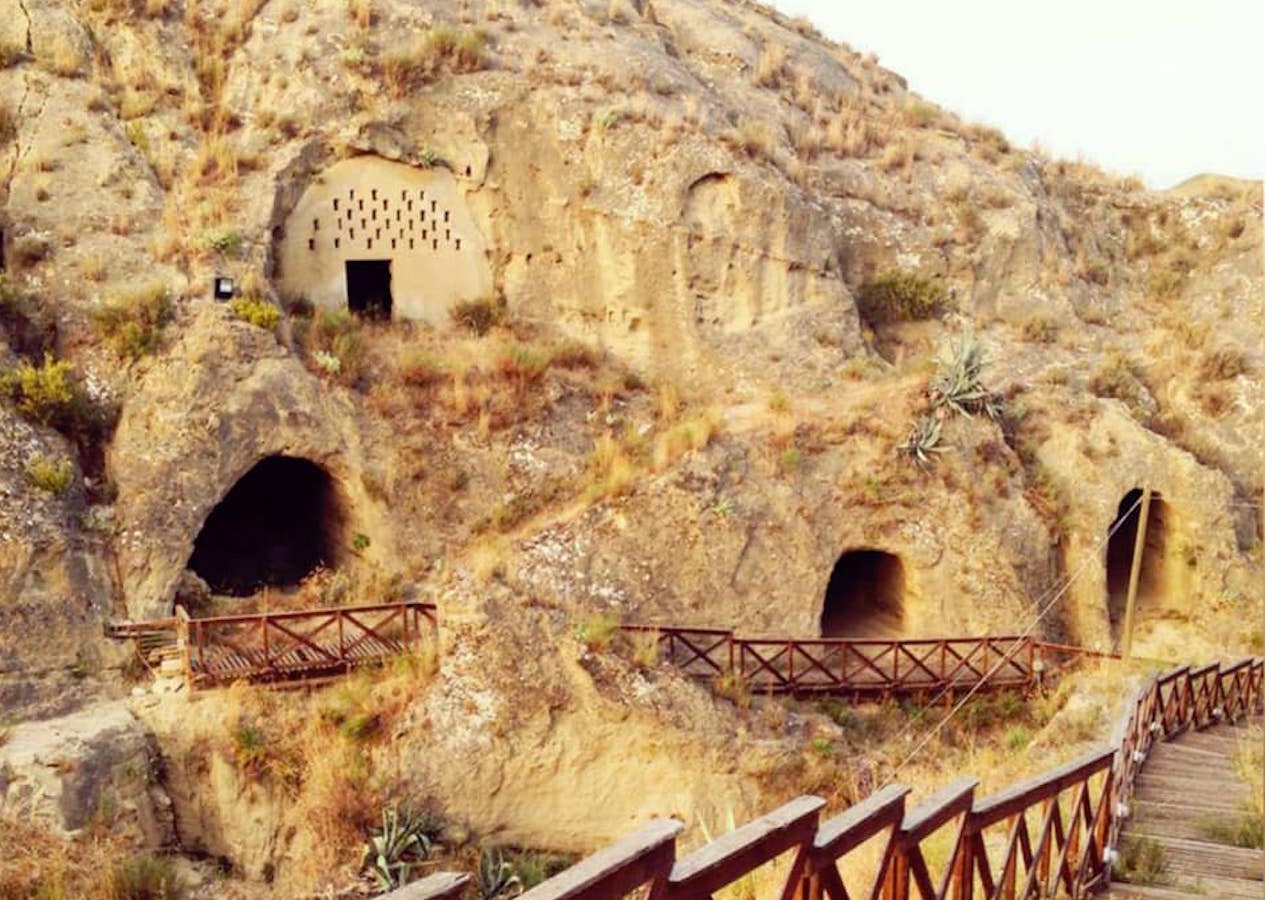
top-left (752, 42), bottom-right (787, 88)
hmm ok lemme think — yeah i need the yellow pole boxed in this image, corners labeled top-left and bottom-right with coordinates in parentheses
top-left (1121, 488), bottom-right (1153, 662)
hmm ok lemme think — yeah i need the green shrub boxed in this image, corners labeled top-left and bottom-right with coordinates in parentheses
top-left (198, 229), bottom-right (242, 257)
top-left (1, 354), bottom-right (77, 426)
top-left (228, 297), bottom-right (281, 331)
top-left (574, 611), bottom-right (620, 651)
top-left (107, 853), bottom-right (178, 900)
top-left (856, 271), bottom-right (947, 324)
top-left (94, 283), bottom-right (173, 360)
top-left (450, 297), bottom-right (504, 336)
top-left (25, 454), bottom-right (74, 494)
top-left (305, 309), bottom-right (365, 384)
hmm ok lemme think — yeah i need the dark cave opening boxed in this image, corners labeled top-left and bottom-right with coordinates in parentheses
top-left (820, 549), bottom-right (907, 638)
top-left (187, 456), bottom-right (345, 597)
top-left (1106, 488), bottom-right (1169, 635)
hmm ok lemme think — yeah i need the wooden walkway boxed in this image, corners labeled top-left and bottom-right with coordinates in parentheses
top-left (109, 601), bottom-right (438, 689)
top-left (1110, 717), bottom-right (1263, 899)
top-left (622, 625), bottom-right (1110, 698)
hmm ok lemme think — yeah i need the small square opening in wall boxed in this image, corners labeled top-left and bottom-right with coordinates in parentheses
top-left (346, 259), bottom-right (392, 320)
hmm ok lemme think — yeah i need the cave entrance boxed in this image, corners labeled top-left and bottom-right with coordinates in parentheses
top-left (188, 456), bottom-right (345, 597)
top-left (345, 259), bottom-right (393, 320)
top-left (1106, 489), bottom-right (1169, 638)
top-left (820, 549), bottom-right (907, 638)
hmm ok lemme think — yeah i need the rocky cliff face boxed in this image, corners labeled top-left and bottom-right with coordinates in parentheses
top-left (0, 0), bottom-right (1261, 892)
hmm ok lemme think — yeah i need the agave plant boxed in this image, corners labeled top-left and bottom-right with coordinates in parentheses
top-left (929, 333), bottom-right (1003, 420)
top-left (900, 416), bottom-right (946, 468)
top-left (364, 806), bottom-right (435, 891)
top-left (478, 848), bottom-right (524, 900)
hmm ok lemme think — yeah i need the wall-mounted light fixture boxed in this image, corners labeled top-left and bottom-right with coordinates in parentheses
top-left (213, 276), bottom-right (235, 301)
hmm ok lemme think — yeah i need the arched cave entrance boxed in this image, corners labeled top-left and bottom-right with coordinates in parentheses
top-left (188, 456), bottom-right (346, 597)
top-left (820, 550), bottom-right (907, 638)
top-left (1106, 489), bottom-right (1169, 637)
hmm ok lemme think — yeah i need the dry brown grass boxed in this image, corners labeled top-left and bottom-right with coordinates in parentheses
top-left (752, 42), bottom-right (788, 88)
top-left (824, 94), bottom-right (882, 157)
top-left (723, 119), bottom-right (777, 163)
top-left (379, 25), bottom-right (488, 98)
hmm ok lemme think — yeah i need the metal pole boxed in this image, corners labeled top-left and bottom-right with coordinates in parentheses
top-left (1121, 488), bottom-right (1153, 662)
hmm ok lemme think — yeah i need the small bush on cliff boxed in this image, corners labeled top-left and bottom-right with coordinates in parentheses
top-left (25, 454), bottom-right (75, 495)
top-left (107, 853), bottom-right (178, 900)
top-left (450, 296), bottom-right (504, 336)
top-left (228, 297), bottom-right (281, 332)
top-left (855, 271), bottom-right (947, 324)
top-left (1087, 352), bottom-right (1146, 414)
top-left (0, 354), bottom-right (78, 426)
top-left (94, 283), bottom-right (173, 360)
top-left (1199, 344), bottom-right (1250, 381)
top-left (575, 611), bottom-right (620, 651)
top-left (304, 309), bottom-right (365, 385)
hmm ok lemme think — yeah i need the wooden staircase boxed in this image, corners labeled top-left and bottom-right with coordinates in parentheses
top-left (1110, 717), bottom-right (1263, 898)
top-left (106, 619), bottom-right (183, 678)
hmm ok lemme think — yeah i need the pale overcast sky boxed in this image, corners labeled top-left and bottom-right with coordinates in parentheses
top-left (770, 0), bottom-right (1265, 189)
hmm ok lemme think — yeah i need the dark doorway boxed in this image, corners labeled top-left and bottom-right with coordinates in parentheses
top-left (345, 259), bottom-right (393, 319)
top-left (188, 456), bottom-right (345, 596)
top-left (1106, 489), bottom-right (1169, 638)
top-left (820, 549), bottom-right (907, 638)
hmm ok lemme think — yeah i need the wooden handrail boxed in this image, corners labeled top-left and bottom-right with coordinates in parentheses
top-left (379, 871), bottom-right (469, 899)
top-left (900, 777), bottom-right (976, 844)
top-left (185, 599), bottom-right (433, 626)
top-left (668, 796), bottom-right (823, 898)
top-left (520, 819), bottom-right (683, 900)
top-left (813, 784), bottom-right (909, 858)
top-left (971, 747), bottom-right (1113, 824)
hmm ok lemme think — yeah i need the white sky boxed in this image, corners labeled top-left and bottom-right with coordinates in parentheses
top-left (770, 0), bottom-right (1265, 189)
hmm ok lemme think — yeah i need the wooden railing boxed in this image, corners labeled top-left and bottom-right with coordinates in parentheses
top-left (394, 655), bottom-right (1262, 900)
top-left (174, 601), bottom-right (438, 688)
top-left (619, 626), bottom-right (1102, 698)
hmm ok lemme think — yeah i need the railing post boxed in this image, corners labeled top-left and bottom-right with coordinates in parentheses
top-left (338, 612), bottom-right (345, 662)
top-left (788, 639), bottom-right (795, 689)
top-left (262, 614), bottom-right (270, 666)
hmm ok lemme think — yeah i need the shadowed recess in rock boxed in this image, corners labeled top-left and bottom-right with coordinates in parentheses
top-left (820, 549), bottom-right (906, 638)
top-left (1107, 488), bottom-right (1169, 638)
top-left (187, 456), bottom-right (345, 596)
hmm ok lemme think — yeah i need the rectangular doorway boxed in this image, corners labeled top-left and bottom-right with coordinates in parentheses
top-left (345, 259), bottom-right (393, 320)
